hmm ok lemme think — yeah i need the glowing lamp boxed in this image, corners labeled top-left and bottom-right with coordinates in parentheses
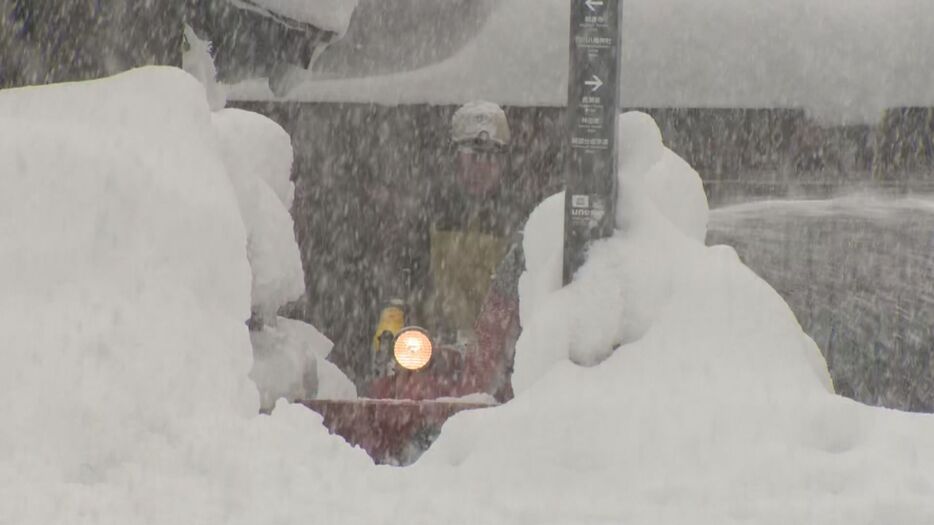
top-left (393, 327), bottom-right (433, 371)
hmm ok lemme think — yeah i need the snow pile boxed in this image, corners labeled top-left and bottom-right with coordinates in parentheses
top-left (236, 0), bottom-right (358, 36)
top-left (616, 111), bottom-right (709, 243)
top-left (0, 67), bottom-right (257, 487)
top-left (2, 69), bottom-right (934, 524)
top-left (211, 103), bottom-right (355, 406)
top-left (251, 317), bottom-right (357, 411)
top-left (516, 112), bottom-right (710, 385)
top-left (182, 25), bottom-right (226, 111)
top-left (0, 68), bottom-right (372, 524)
top-left (513, 110), bottom-right (824, 391)
top-left (212, 107), bottom-right (303, 321)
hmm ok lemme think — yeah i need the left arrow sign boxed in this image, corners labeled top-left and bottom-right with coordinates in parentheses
top-left (585, 0), bottom-right (605, 12)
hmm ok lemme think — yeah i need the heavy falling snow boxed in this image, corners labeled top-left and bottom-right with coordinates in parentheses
top-left (0, 66), bottom-right (932, 524)
top-left (2, 0), bottom-right (934, 524)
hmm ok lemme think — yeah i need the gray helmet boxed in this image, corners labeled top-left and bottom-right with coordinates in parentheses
top-left (451, 101), bottom-right (511, 147)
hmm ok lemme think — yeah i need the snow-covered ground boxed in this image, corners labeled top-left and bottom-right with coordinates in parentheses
top-left (2, 68), bottom-right (934, 524)
top-left (227, 0), bottom-right (934, 123)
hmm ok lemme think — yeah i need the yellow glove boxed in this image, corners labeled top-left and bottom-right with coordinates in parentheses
top-left (372, 303), bottom-right (406, 354)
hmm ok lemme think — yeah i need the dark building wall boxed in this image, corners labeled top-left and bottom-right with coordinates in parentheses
top-left (643, 108), bottom-right (889, 201)
top-left (0, 0), bottom-right (328, 89)
top-left (643, 107), bottom-right (807, 175)
top-left (641, 107), bottom-right (813, 202)
top-left (1, 0), bottom-right (185, 88)
top-left (874, 107), bottom-right (934, 184)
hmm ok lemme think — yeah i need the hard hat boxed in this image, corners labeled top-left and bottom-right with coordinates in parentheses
top-left (451, 101), bottom-right (511, 147)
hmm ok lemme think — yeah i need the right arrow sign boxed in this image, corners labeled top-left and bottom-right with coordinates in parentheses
top-left (584, 75), bottom-right (604, 92)
top-left (562, 0), bottom-right (623, 285)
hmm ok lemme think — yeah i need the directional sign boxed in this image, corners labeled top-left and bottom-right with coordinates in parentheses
top-left (562, 0), bottom-right (622, 285)
top-left (585, 0), bottom-right (605, 12)
top-left (584, 75), bottom-right (604, 92)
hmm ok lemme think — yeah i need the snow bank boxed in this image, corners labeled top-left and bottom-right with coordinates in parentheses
top-left (0, 66), bottom-right (256, 486)
top-left (213, 108), bottom-right (295, 210)
top-left (212, 108), bottom-right (303, 321)
top-left (210, 105), bottom-right (355, 406)
top-left (3, 70), bottom-right (934, 524)
top-left (617, 111), bottom-right (709, 243)
top-left (228, 0), bottom-right (934, 122)
top-left (251, 317), bottom-right (357, 411)
top-left (0, 68), bottom-right (373, 524)
top-left (515, 112), bottom-right (710, 386)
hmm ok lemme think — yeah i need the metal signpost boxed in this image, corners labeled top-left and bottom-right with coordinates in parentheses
top-left (562, 0), bottom-right (623, 285)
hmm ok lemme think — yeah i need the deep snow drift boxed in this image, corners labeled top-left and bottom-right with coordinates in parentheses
top-left (2, 69), bottom-right (934, 524)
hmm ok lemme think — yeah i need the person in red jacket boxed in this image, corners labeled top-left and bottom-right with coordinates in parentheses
top-left (366, 102), bottom-right (526, 403)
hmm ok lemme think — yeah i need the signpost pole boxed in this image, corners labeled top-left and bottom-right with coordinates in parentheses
top-left (562, 0), bottom-right (623, 285)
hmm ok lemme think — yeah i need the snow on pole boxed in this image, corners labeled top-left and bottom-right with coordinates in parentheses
top-left (562, 0), bottom-right (622, 285)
